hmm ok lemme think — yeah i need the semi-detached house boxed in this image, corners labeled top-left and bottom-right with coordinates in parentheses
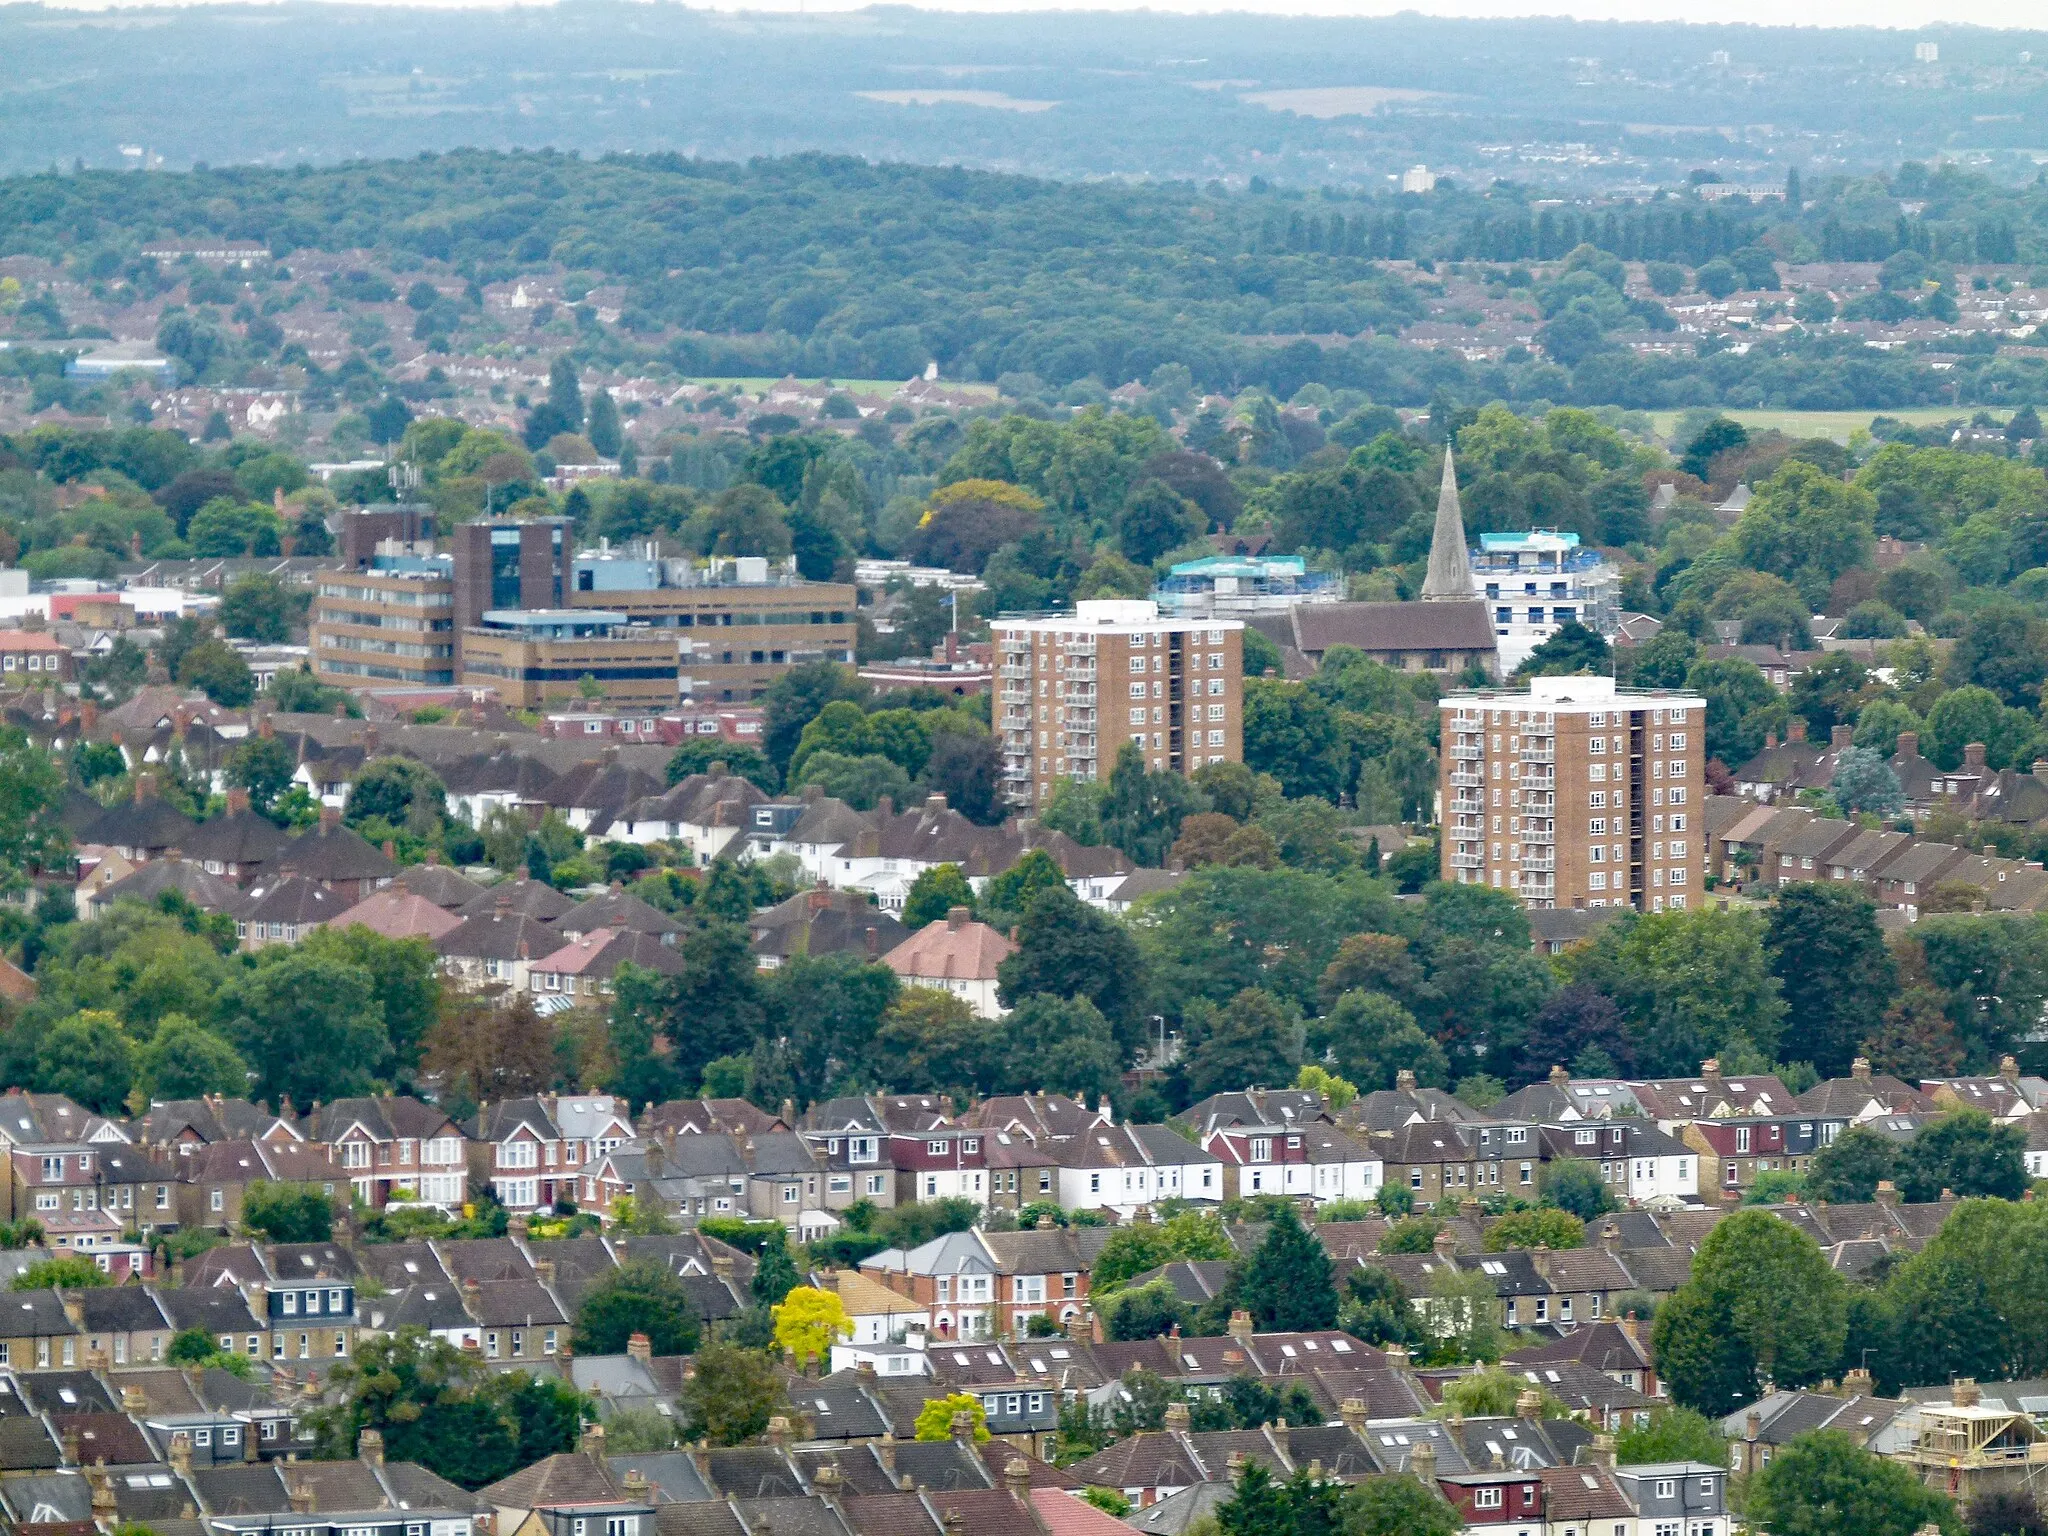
top-left (1052, 1124), bottom-right (1225, 1217)
top-left (862, 1225), bottom-right (1112, 1340)
top-left (468, 1094), bottom-right (636, 1213)
top-left (311, 1098), bottom-right (467, 1210)
top-left (1203, 1123), bottom-right (1382, 1205)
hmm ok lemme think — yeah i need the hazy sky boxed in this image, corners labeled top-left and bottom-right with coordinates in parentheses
top-left (37, 0), bottom-right (2048, 23)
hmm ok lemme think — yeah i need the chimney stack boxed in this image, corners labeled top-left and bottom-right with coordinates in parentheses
top-left (1411, 1438), bottom-right (1436, 1486)
top-left (1965, 741), bottom-right (1988, 774)
top-left (1851, 1057), bottom-right (1871, 1081)
top-left (1514, 1388), bottom-right (1543, 1419)
top-left (1396, 1068), bottom-right (1417, 1093)
top-left (1227, 1309), bottom-right (1253, 1342)
top-left (1164, 1402), bottom-right (1191, 1433)
top-left (1831, 724), bottom-right (1852, 749)
top-left (358, 1429), bottom-right (384, 1466)
top-left (1340, 1398), bottom-right (1367, 1433)
top-left (1955, 1378), bottom-right (1982, 1408)
top-left (1701, 1058), bottom-right (1723, 1089)
top-left (1897, 731), bottom-right (1918, 759)
top-left (627, 1331), bottom-right (652, 1362)
top-left (1786, 719), bottom-right (1807, 745)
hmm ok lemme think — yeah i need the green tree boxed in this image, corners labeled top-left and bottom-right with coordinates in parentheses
top-left (1316, 990), bottom-right (1448, 1093)
top-left (345, 757), bottom-right (447, 836)
top-left (751, 1232), bottom-right (801, 1308)
top-left (981, 849), bottom-right (1070, 926)
top-left (1116, 480), bottom-right (1206, 565)
top-left (1765, 884), bottom-right (1896, 1080)
top-left (1806, 1125), bottom-right (1899, 1204)
top-left (1614, 1406), bottom-right (1728, 1467)
top-left (312, 1328), bottom-right (525, 1488)
top-left (14, 1255), bottom-right (108, 1290)
top-left (295, 926), bottom-right (443, 1074)
top-left (1243, 680), bottom-right (1345, 801)
top-left (226, 735), bottom-right (296, 817)
top-left (1001, 995), bottom-right (1123, 1103)
top-left (175, 638), bottom-right (255, 708)
top-left (1339, 1474), bottom-right (1462, 1536)
top-left (1652, 1209), bottom-right (1846, 1414)
top-left (1515, 621), bottom-right (1610, 678)
top-left (1483, 1207), bottom-right (1584, 1251)
top-left (241, 1182), bottom-right (333, 1243)
top-left (1895, 1108), bottom-right (2027, 1203)
top-left (870, 989), bottom-right (1004, 1103)
top-left (1538, 1160), bottom-right (1618, 1221)
top-left (218, 950), bottom-right (388, 1108)
top-left (135, 1015), bottom-right (249, 1102)
top-left (218, 573), bottom-right (295, 643)
top-left (1101, 741), bottom-right (1208, 865)
top-left (0, 727), bottom-right (68, 896)
top-left (1744, 1431), bottom-right (1958, 1536)
top-left (34, 1010), bottom-right (134, 1114)
top-left (1560, 905), bottom-right (1786, 1076)
top-left (901, 863), bottom-right (976, 930)
top-left (1182, 988), bottom-right (1305, 1100)
top-left (1830, 747), bottom-right (1905, 817)
top-left (1685, 656), bottom-right (1787, 767)
top-left (574, 1258), bottom-right (703, 1356)
top-left (1240, 1203), bottom-right (1338, 1332)
top-left (1100, 1278), bottom-right (1192, 1341)
top-left (996, 884), bottom-right (1146, 1051)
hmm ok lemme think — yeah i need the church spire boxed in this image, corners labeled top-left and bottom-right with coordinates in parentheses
top-left (1421, 447), bottom-right (1473, 601)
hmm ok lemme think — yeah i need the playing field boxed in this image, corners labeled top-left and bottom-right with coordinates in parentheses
top-left (1646, 406), bottom-right (2008, 443)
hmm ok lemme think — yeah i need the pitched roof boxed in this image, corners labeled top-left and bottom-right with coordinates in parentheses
top-left (278, 818), bottom-right (398, 883)
top-left (391, 859), bottom-right (488, 910)
top-left (325, 888), bottom-right (462, 942)
top-left (456, 878), bottom-right (573, 923)
top-left (554, 887), bottom-right (685, 941)
top-left (233, 872), bottom-right (347, 927)
top-left (751, 887), bottom-right (908, 964)
top-left (94, 854), bottom-right (241, 912)
top-left (882, 911), bottom-right (1014, 983)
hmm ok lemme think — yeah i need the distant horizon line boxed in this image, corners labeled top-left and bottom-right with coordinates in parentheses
top-left (17, 0), bottom-right (2048, 29)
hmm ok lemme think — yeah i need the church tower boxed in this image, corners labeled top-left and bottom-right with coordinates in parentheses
top-left (1421, 448), bottom-right (1473, 601)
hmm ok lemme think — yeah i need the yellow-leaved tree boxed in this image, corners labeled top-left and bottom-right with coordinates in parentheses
top-left (771, 1285), bottom-right (851, 1367)
top-left (913, 1391), bottom-right (989, 1443)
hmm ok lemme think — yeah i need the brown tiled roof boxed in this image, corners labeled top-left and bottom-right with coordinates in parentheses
top-left (882, 913), bottom-right (1014, 983)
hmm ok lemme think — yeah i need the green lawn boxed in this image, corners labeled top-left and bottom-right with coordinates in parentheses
top-left (1646, 406), bottom-right (2007, 443)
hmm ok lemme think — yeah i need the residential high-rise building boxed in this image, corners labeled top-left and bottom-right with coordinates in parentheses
top-left (992, 599), bottom-right (1242, 808)
top-left (1472, 529), bottom-right (1620, 671)
top-left (1439, 675), bottom-right (1707, 912)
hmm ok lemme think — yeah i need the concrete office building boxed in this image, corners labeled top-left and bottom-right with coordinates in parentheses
top-left (1439, 674), bottom-right (1706, 912)
top-left (991, 598), bottom-right (1242, 809)
top-left (310, 542), bottom-right (458, 690)
top-left (457, 609), bottom-right (681, 709)
top-left (313, 513), bottom-right (678, 706)
top-left (568, 546), bottom-right (856, 702)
